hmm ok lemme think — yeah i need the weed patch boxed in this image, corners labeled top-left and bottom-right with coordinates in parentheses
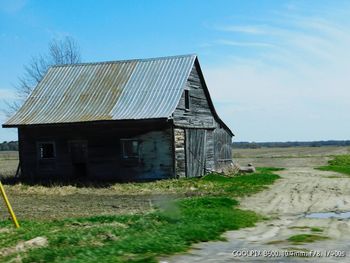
top-left (202, 168), bottom-right (281, 197)
top-left (317, 155), bottom-right (350, 176)
top-left (310, 227), bottom-right (323, 233)
top-left (287, 234), bottom-right (329, 244)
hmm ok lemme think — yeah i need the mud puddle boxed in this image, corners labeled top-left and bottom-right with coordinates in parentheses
top-left (305, 211), bottom-right (350, 219)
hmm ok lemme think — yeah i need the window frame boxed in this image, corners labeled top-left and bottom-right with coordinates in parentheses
top-left (184, 89), bottom-right (190, 110)
top-left (37, 141), bottom-right (56, 160)
top-left (120, 139), bottom-right (140, 160)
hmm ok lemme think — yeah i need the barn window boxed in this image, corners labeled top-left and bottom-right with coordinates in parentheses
top-left (121, 139), bottom-right (140, 159)
top-left (38, 142), bottom-right (55, 159)
top-left (185, 90), bottom-right (190, 110)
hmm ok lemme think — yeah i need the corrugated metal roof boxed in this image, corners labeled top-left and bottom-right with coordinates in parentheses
top-left (4, 54), bottom-right (196, 126)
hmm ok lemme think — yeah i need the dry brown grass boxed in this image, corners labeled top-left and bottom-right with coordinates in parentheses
top-left (0, 150), bottom-right (217, 220)
top-left (0, 151), bottom-right (19, 178)
top-left (1, 178), bottom-right (218, 220)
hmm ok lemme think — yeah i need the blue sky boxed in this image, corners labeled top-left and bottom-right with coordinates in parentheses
top-left (0, 0), bottom-right (349, 142)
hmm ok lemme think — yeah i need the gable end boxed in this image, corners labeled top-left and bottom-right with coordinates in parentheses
top-left (172, 58), bottom-right (234, 136)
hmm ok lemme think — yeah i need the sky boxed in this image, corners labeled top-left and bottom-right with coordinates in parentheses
top-left (0, 0), bottom-right (349, 142)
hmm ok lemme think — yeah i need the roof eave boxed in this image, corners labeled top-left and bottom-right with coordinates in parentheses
top-left (2, 117), bottom-right (171, 128)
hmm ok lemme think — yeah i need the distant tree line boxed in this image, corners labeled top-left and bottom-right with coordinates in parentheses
top-left (0, 141), bottom-right (18, 151)
top-left (233, 140), bottom-right (350, 149)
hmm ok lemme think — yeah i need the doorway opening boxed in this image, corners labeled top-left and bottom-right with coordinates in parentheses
top-left (69, 140), bottom-right (88, 179)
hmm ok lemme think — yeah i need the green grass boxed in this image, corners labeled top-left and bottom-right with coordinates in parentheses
top-left (287, 234), bottom-right (329, 244)
top-left (310, 227), bottom-right (323, 233)
top-left (0, 168), bottom-right (281, 262)
top-left (202, 167), bottom-right (282, 196)
top-left (288, 226), bottom-right (323, 233)
top-left (317, 155), bottom-right (350, 175)
top-left (0, 197), bottom-right (260, 263)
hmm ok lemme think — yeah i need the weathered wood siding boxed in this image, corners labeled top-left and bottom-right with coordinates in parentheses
top-left (173, 64), bottom-right (214, 177)
top-left (214, 125), bottom-right (233, 171)
top-left (173, 63), bottom-right (232, 176)
top-left (18, 120), bottom-right (174, 182)
top-left (185, 129), bottom-right (206, 177)
top-left (205, 130), bottom-right (215, 172)
top-left (173, 65), bottom-right (215, 129)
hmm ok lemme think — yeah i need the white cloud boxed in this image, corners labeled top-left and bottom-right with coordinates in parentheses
top-left (216, 39), bottom-right (275, 48)
top-left (204, 7), bottom-right (350, 141)
top-left (217, 25), bottom-right (269, 35)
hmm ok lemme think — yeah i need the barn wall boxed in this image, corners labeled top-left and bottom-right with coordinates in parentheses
top-left (173, 64), bottom-right (215, 129)
top-left (213, 124), bottom-right (233, 171)
top-left (205, 130), bottom-right (215, 172)
top-left (185, 129), bottom-right (207, 177)
top-left (18, 120), bottom-right (174, 182)
top-left (172, 63), bottom-right (232, 176)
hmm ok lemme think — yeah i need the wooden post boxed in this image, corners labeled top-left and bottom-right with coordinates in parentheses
top-left (0, 181), bottom-right (20, 228)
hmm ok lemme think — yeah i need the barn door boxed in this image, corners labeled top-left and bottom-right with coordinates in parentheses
top-left (186, 129), bottom-right (206, 177)
top-left (69, 140), bottom-right (88, 178)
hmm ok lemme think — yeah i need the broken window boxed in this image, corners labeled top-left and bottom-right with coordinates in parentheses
top-left (38, 142), bottom-right (55, 159)
top-left (121, 139), bottom-right (139, 159)
top-left (185, 89), bottom-right (190, 110)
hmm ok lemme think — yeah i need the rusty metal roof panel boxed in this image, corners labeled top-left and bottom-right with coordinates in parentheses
top-left (4, 54), bottom-right (196, 126)
top-left (111, 55), bottom-right (195, 119)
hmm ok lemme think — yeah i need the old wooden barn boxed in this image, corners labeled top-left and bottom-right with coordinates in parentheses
top-left (3, 55), bottom-right (233, 182)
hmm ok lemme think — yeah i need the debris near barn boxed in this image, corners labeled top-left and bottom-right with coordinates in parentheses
top-left (218, 162), bottom-right (240, 176)
top-left (239, 163), bottom-right (256, 174)
top-left (3, 55), bottom-right (234, 182)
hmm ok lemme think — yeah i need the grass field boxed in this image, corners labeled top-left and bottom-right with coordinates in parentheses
top-left (0, 196), bottom-right (260, 262)
top-left (317, 154), bottom-right (350, 175)
top-left (2, 167), bottom-right (280, 220)
top-left (0, 150), bottom-right (281, 262)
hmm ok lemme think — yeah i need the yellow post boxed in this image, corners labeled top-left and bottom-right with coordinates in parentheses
top-left (0, 181), bottom-right (20, 228)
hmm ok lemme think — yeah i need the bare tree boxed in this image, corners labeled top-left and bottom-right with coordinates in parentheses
top-left (4, 36), bottom-right (81, 116)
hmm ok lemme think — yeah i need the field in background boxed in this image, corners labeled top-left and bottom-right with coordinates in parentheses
top-left (233, 146), bottom-right (350, 168)
top-left (0, 151), bottom-right (18, 178)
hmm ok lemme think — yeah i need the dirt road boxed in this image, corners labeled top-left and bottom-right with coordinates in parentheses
top-left (163, 148), bottom-right (350, 262)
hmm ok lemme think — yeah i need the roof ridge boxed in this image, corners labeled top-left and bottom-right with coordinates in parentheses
top-left (51, 54), bottom-right (197, 68)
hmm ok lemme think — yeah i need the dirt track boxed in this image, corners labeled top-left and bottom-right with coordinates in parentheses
top-left (163, 147), bottom-right (350, 263)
